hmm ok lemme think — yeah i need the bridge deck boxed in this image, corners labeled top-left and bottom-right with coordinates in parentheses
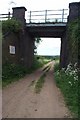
top-left (26, 23), bottom-right (67, 38)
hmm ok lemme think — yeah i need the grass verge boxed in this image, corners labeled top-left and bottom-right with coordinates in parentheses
top-left (54, 62), bottom-right (78, 118)
top-left (2, 63), bottom-right (28, 87)
top-left (2, 57), bottom-right (49, 87)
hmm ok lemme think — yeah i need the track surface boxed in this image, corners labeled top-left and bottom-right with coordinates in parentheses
top-left (3, 62), bottom-right (71, 118)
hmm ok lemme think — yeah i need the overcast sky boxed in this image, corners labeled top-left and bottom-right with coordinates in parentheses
top-left (0, 0), bottom-right (79, 56)
top-left (0, 0), bottom-right (79, 12)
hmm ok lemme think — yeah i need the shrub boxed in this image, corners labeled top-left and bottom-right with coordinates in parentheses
top-left (2, 63), bottom-right (27, 80)
top-left (2, 56), bottom-right (49, 87)
top-left (2, 18), bottom-right (22, 33)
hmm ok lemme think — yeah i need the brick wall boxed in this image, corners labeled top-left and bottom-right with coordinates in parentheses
top-left (2, 32), bottom-right (20, 64)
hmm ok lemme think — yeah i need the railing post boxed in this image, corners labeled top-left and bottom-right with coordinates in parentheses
top-left (62, 9), bottom-right (64, 22)
top-left (45, 10), bottom-right (47, 23)
top-left (29, 11), bottom-right (31, 23)
top-left (8, 12), bottom-right (10, 19)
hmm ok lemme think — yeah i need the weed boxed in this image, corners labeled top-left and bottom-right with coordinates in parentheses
top-left (35, 64), bottom-right (51, 93)
top-left (35, 73), bottom-right (46, 93)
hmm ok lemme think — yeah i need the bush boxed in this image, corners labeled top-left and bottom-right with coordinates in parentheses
top-left (2, 56), bottom-right (49, 87)
top-left (2, 63), bottom-right (27, 87)
top-left (2, 18), bottom-right (22, 33)
top-left (2, 63), bottom-right (27, 79)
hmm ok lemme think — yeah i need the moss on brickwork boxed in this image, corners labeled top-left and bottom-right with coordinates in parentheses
top-left (68, 19), bottom-right (80, 66)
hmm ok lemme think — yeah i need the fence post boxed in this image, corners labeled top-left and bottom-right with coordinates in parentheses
top-left (62, 9), bottom-right (64, 22)
top-left (29, 11), bottom-right (31, 23)
top-left (45, 10), bottom-right (47, 23)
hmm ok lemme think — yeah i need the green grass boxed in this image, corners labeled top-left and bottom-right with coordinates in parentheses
top-left (2, 63), bottom-right (28, 87)
top-left (2, 57), bottom-right (49, 87)
top-left (35, 73), bottom-right (46, 93)
top-left (30, 57), bottom-right (48, 72)
top-left (54, 62), bottom-right (78, 118)
top-left (35, 65), bottom-right (51, 93)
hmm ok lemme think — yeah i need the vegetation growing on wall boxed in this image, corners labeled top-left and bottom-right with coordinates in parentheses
top-left (68, 18), bottom-right (80, 65)
top-left (2, 18), bottom-right (22, 33)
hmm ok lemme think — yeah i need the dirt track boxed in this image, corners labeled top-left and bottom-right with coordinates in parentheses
top-left (2, 62), bottom-right (71, 118)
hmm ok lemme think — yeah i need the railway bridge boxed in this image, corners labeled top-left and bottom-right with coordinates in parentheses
top-left (2, 2), bottom-right (80, 68)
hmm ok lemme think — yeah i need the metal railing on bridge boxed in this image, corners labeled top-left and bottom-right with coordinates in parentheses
top-left (0, 12), bottom-right (12, 20)
top-left (0, 9), bottom-right (68, 23)
top-left (27, 9), bottom-right (68, 23)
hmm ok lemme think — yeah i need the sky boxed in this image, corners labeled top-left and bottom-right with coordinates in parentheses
top-left (0, 0), bottom-right (79, 12)
top-left (36, 38), bottom-right (61, 56)
top-left (0, 0), bottom-right (79, 56)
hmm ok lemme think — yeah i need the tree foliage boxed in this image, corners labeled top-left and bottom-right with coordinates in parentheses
top-left (34, 37), bottom-right (42, 54)
top-left (2, 18), bottom-right (22, 33)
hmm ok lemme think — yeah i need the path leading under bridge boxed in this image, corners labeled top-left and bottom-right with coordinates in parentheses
top-left (3, 62), bottom-right (71, 118)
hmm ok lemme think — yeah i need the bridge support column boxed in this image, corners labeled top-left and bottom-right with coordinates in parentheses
top-left (12, 7), bottom-right (34, 68)
top-left (60, 31), bottom-right (68, 69)
top-left (19, 30), bottom-right (34, 68)
top-left (60, 2), bottom-right (80, 69)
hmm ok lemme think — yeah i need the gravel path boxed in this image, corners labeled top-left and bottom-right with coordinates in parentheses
top-left (2, 62), bottom-right (71, 118)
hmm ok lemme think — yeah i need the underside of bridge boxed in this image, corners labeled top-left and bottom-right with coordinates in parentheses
top-left (26, 23), bottom-right (66, 38)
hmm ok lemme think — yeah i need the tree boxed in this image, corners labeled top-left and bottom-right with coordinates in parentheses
top-left (34, 37), bottom-right (42, 54)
